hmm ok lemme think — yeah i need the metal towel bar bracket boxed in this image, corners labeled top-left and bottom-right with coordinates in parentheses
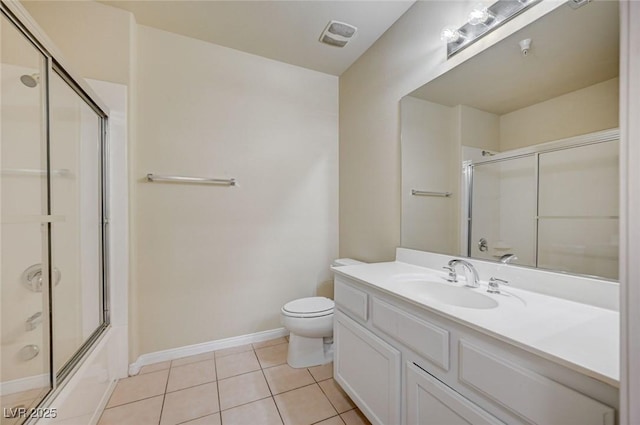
top-left (146, 174), bottom-right (236, 186)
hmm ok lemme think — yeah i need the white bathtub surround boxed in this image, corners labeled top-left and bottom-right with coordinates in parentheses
top-left (333, 248), bottom-right (619, 386)
top-left (128, 327), bottom-right (288, 375)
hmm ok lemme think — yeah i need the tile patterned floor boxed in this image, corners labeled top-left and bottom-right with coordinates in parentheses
top-left (0, 387), bottom-right (49, 425)
top-left (98, 337), bottom-right (371, 425)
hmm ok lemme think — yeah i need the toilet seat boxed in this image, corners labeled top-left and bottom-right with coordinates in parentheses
top-left (282, 297), bottom-right (334, 318)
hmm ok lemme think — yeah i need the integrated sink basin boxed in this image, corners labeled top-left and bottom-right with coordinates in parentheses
top-left (398, 280), bottom-right (499, 309)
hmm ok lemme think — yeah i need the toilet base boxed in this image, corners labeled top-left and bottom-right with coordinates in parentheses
top-left (287, 334), bottom-right (333, 368)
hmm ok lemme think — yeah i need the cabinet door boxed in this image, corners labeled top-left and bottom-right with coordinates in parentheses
top-left (335, 311), bottom-right (401, 425)
top-left (406, 362), bottom-right (504, 425)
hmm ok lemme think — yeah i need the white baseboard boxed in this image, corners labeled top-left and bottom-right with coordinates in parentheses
top-left (0, 373), bottom-right (48, 396)
top-left (128, 327), bottom-right (289, 376)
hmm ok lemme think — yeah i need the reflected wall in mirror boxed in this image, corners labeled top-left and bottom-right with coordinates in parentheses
top-left (400, 0), bottom-right (619, 280)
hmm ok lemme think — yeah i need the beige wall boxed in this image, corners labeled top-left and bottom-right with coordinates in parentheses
top-left (458, 105), bottom-right (500, 151)
top-left (23, 1), bottom-right (134, 85)
top-left (133, 26), bottom-right (338, 356)
top-left (339, 1), bottom-right (477, 262)
top-left (400, 97), bottom-right (459, 254)
top-left (500, 77), bottom-right (619, 150)
top-left (337, 1), bottom-right (556, 262)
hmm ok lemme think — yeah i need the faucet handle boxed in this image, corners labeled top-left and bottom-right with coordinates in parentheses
top-left (442, 266), bottom-right (457, 282)
top-left (487, 277), bottom-right (509, 294)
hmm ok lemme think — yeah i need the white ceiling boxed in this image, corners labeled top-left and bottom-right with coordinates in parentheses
top-left (99, 0), bottom-right (415, 76)
top-left (410, 1), bottom-right (619, 115)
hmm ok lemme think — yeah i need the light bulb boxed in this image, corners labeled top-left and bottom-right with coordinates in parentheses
top-left (440, 27), bottom-right (464, 43)
top-left (468, 5), bottom-right (494, 25)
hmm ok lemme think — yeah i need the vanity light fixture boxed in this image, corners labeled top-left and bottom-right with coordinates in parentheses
top-left (443, 0), bottom-right (542, 58)
top-left (468, 4), bottom-right (495, 26)
top-left (440, 27), bottom-right (466, 44)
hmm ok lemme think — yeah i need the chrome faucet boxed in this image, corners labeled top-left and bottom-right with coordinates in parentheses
top-left (447, 259), bottom-right (480, 288)
top-left (499, 254), bottom-right (518, 264)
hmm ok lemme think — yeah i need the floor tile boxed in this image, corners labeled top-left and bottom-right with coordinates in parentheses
top-left (182, 413), bottom-right (222, 425)
top-left (255, 343), bottom-right (288, 369)
top-left (263, 363), bottom-right (315, 395)
top-left (252, 337), bottom-right (287, 350)
top-left (139, 361), bottom-right (171, 375)
top-left (98, 395), bottom-right (163, 425)
top-left (216, 350), bottom-right (260, 379)
top-left (318, 379), bottom-right (355, 413)
top-left (0, 388), bottom-right (47, 407)
top-left (314, 416), bottom-right (346, 425)
top-left (221, 397), bottom-right (283, 425)
top-left (274, 384), bottom-right (337, 425)
top-left (106, 369), bottom-right (169, 408)
top-left (172, 351), bottom-right (216, 368)
top-left (160, 382), bottom-right (219, 425)
top-left (167, 359), bottom-right (217, 392)
top-left (214, 344), bottom-right (253, 359)
top-left (218, 370), bottom-right (271, 411)
top-left (340, 409), bottom-right (371, 425)
top-left (308, 363), bottom-right (333, 382)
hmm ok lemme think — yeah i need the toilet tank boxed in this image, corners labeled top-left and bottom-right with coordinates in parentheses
top-left (332, 258), bottom-right (364, 267)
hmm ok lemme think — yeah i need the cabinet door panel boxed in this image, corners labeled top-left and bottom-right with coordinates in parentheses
top-left (335, 278), bottom-right (369, 322)
top-left (406, 362), bottom-right (504, 425)
top-left (335, 311), bottom-right (401, 425)
top-left (459, 341), bottom-right (615, 425)
top-left (373, 297), bottom-right (449, 370)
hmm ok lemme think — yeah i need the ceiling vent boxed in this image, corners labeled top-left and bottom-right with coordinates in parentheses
top-left (319, 20), bottom-right (357, 48)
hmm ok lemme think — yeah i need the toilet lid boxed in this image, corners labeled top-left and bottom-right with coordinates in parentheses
top-left (282, 297), bottom-right (334, 317)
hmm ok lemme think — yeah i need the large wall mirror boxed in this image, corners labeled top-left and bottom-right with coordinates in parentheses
top-left (400, 0), bottom-right (619, 280)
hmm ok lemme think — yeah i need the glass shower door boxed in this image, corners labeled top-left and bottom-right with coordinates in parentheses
top-left (1, 12), bottom-right (52, 420)
top-left (469, 156), bottom-right (537, 266)
top-left (49, 71), bottom-right (105, 377)
top-left (537, 141), bottom-right (619, 279)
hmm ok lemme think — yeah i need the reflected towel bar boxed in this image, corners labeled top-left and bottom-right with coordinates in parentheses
top-left (1, 168), bottom-right (71, 177)
top-left (412, 189), bottom-right (452, 197)
top-left (146, 173), bottom-right (236, 186)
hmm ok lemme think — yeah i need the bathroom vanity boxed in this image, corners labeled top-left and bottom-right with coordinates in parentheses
top-left (332, 249), bottom-right (618, 425)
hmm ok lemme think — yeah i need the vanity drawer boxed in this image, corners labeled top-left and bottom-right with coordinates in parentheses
top-left (334, 278), bottom-right (368, 322)
top-left (458, 341), bottom-right (615, 425)
top-left (372, 297), bottom-right (449, 371)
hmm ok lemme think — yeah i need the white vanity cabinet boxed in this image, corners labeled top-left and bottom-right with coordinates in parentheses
top-left (333, 276), bottom-right (617, 425)
top-left (406, 362), bottom-right (503, 425)
top-left (335, 311), bottom-right (401, 425)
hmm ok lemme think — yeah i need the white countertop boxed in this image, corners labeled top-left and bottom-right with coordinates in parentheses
top-left (332, 261), bottom-right (619, 387)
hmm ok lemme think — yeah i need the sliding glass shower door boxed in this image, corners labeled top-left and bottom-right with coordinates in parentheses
top-left (1, 11), bottom-right (52, 418)
top-left (1, 5), bottom-right (110, 422)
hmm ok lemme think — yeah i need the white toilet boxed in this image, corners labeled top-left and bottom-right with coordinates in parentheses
top-left (281, 258), bottom-right (363, 368)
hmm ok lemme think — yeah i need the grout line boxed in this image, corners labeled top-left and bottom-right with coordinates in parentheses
top-left (217, 365), bottom-right (262, 382)
top-left (170, 356), bottom-right (215, 369)
top-left (104, 393), bottom-right (165, 410)
top-left (316, 379), bottom-right (340, 418)
top-left (213, 349), bottom-right (222, 420)
top-left (158, 364), bottom-right (172, 425)
top-left (220, 394), bottom-right (273, 413)
top-left (257, 347), bottom-right (285, 425)
top-left (310, 415), bottom-right (345, 425)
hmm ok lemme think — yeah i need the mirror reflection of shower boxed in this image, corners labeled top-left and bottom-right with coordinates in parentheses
top-left (20, 73), bottom-right (39, 88)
